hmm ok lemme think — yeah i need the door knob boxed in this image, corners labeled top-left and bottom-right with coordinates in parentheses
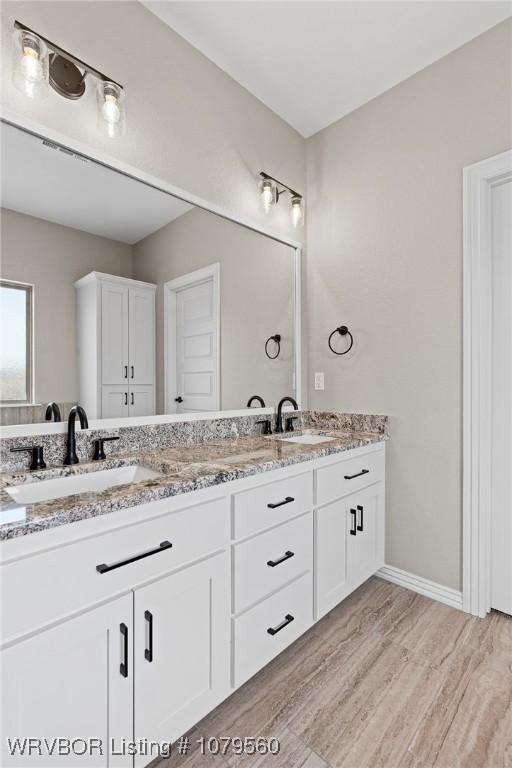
top-left (174, 396), bottom-right (183, 403)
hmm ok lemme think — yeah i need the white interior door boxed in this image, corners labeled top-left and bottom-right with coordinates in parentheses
top-left (174, 274), bottom-right (219, 412)
top-left (491, 176), bottom-right (512, 615)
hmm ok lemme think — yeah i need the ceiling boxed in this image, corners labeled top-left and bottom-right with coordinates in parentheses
top-left (144, 1), bottom-right (511, 137)
top-left (1, 123), bottom-right (192, 244)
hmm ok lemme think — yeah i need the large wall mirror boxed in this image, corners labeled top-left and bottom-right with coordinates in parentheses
top-left (0, 121), bottom-right (300, 427)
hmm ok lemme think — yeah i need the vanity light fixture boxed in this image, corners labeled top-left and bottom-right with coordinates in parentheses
top-left (12, 21), bottom-right (125, 137)
top-left (259, 171), bottom-right (304, 228)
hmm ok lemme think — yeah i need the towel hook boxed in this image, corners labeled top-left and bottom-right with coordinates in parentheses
top-left (328, 325), bottom-right (354, 355)
top-left (265, 333), bottom-right (281, 360)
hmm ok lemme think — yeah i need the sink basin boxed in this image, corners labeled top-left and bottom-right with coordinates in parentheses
top-left (5, 465), bottom-right (161, 504)
top-left (278, 434), bottom-right (336, 445)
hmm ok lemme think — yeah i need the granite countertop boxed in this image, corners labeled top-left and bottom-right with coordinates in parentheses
top-left (0, 428), bottom-right (387, 540)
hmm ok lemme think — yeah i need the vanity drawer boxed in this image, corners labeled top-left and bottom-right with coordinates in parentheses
top-left (232, 571), bottom-right (313, 688)
top-left (232, 471), bottom-right (312, 540)
top-left (1, 496), bottom-right (229, 645)
top-left (232, 512), bottom-right (312, 613)
top-left (315, 447), bottom-right (385, 506)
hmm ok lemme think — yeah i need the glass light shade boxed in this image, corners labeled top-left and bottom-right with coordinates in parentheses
top-left (12, 29), bottom-right (49, 99)
top-left (97, 81), bottom-right (126, 138)
top-left (260, 178), bottom-right (276, 213)
top-left (290, 195), bottom-right (304, 228)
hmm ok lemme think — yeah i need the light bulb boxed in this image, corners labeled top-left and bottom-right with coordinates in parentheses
top-left (21, 43), bottom-right (43, 82)
top-left (290, 195), bottom-right (304, 228)
top-left (97, 81), bottom-right (125, 137)
top-left (260, 178), bottom-right (275, 213)
top-left (102, 94), bottom-right (120, 124)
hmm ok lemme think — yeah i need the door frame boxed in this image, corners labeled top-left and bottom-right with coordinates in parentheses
top-left (463, 149), bottom-right (512, 616)
top-left (164, 263), bottom-right (221, 413)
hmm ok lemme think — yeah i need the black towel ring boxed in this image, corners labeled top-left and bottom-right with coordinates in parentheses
top-left (328, 325), bottom-right (354, 355)
top-left (265, 334), bottom-right (281, 360)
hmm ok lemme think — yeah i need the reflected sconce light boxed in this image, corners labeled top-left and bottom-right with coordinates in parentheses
top-left (259, 171), bottom-right (304, 228)
top-left (12, 21), bottom-right (125, 137)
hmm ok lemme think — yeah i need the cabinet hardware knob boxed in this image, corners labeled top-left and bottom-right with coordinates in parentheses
top-left (120, 623), bottom-right (129, 678)
top-left (144, 610), bottom-right (153, 662)
top-left (267, 614), bottom-right (294, 636)
top-left (267, 550), bottom-right (295, 568)
top-left (267, 496), bottom-right (294, 509)
top-left (344, 469), bottom-right (369, 480)
top-left (96, 540), bottom-right (172, 574)
top-left (350, 508), bottom-right (357, 536)
top-left (174, 396), bottom-right (184, 403)
top-left (357, 504), bottom-right (364, 532)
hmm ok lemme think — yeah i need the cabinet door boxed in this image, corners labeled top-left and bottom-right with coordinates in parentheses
top-left (315, 483), bottom-right (384, 620)
top-left (134, 553), bottom-right (229, 766)
top-left (101, 281), bottom-right (129, 384)
top-left (129, 287), bottom-right (155, 386)
top-left (101, 384), bottom-right (129, 418)
top-left (1, 595), bottom-right (133, 767)
top-left (346, 484), bottom-right (384, 587)
top-left (128, 385), bottom-right (154, 417)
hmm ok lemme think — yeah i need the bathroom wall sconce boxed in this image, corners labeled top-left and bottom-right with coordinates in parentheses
top-left (259, 172), bottom-right (304, 228)
top-left (12, 21), bottom-right (125, 137)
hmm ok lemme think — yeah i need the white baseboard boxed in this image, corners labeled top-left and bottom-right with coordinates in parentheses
top-left (377, 565), bottom-right (464, 611)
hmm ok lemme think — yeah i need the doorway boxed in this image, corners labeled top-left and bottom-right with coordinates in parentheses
top-left (164, 264), bottom-right (220, 413)
top-left (463, 150), bottom-right (512, 617)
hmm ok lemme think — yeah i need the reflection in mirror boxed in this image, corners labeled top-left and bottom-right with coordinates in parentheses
top-left (0, 122), bottom-right (298, 427)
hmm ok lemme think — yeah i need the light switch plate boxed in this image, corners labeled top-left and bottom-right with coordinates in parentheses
top-left (314, 372), bottom-right (325, 390)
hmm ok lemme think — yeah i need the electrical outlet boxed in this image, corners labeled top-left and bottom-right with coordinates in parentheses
top-left (314, 372), bottom-right (325, 390)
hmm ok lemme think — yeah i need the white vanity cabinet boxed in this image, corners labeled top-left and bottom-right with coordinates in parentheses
top-left (74, 272), bottom-right (156, 419)
top-left (1, 594), bottom-right (133, 767)
top-left (0, 441), bottom-right (385, 768)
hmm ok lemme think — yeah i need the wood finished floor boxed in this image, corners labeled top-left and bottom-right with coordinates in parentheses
top-left (158, 577), bottom-right (512, 768)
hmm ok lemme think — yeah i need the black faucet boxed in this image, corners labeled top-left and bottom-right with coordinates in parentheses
top-left (247, 395), bottom-right (266, 408)
top-left (275, 396), bottom-right (298, 433)
top-left (45, 402), bottom-right (61, 422)
top-left (63, 406), bottom-right (89, 465)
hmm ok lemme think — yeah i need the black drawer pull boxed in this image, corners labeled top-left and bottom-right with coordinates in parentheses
top-left (267, 550), bottom-right (295, 568)
top-left (350, 508), bottom-right (357, 536)
top-left (357, 504), bottom-right (364, 532)
top-left (124, 365), bottom-right (128, 379)
top-left (131, 366), bottom-right (134, 379)
top-left (144, 610), bottom-right (153, 662)
top-left (344, 469), bottom-right (370, 480)
top-left (119, 622), bottom-right (129, 678)
top-left (96, 540), bottom-right (172, 574)
top-left (267, 496), bottom-right (295, 509)
top-left (267, 614), bottom-right (295, 636)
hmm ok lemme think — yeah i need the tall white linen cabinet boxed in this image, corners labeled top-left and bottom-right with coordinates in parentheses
top-left (74, 272), bottom-right (157, 419)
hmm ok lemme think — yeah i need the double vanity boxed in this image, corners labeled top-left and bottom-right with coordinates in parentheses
top-left (0, 410), bottom-right (386, 767)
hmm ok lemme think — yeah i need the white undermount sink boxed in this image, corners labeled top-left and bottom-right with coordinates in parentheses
top-left (5, 465), bottom-right (161, 505)
top-left (278, 434), bottom-right (336, 445)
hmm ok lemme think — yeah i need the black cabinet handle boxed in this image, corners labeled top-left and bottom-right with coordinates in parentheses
top-left (267, 496), bottom-right (295, 509)
top-left (120, 622), bottom-right (129, 678)
top-left (344, 469), bottom-right (370, 480)
top-left (131, 392), bottom-right (134, 406)
top-left (96, 540), bottom-right (172, 574)
top-left (267, 614), bottom-right (295, 636)
top-left (144, 610), bottom-right (153, 662)
top-left (357, 504), bottom-right (364, 532)
top-left (174, 396), bottom-right (183, 403)
top-left (131, 366), bottom-right (134, 379)
top-left (350, 508), bottom-right (357, 536)
top-left (124, 365), bottom-right (128, 379)
top-left (124, 392), bottom-right (128, 406)
top-left (267, 550), bottom-right (295, 568)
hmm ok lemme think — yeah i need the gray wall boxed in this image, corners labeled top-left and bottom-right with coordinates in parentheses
top-left (132, 208), bottom-right (295, 412)
top-left (1, 208), bottom-right (132, 404)
top-left (305, 19), bottom-right (512, 591)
